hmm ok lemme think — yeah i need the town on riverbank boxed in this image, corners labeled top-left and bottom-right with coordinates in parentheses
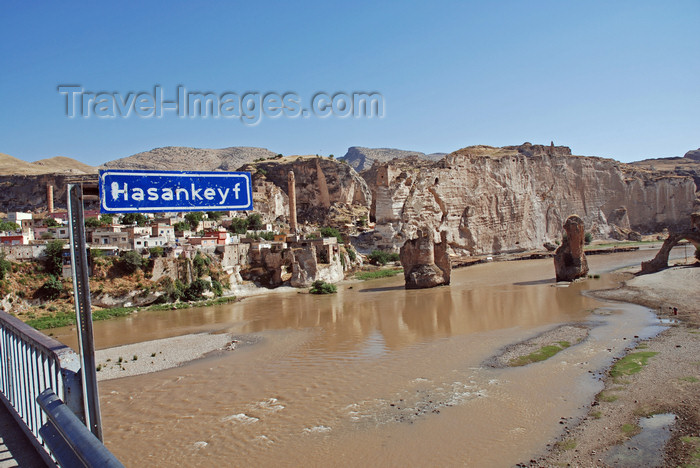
top-left (1, 144), bottom-right (699, 466)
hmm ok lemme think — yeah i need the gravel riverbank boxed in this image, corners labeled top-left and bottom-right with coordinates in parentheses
top-left (535, 265), bottom-right (700, 467)
top-left (95, 332), bottom-right (242, 381)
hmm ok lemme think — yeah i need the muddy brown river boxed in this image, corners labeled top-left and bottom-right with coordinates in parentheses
top-left (55, 248), bottom-right (679, 467)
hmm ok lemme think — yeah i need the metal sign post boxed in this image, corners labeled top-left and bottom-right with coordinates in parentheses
top-left (67, 184), bottom-right (103, 441)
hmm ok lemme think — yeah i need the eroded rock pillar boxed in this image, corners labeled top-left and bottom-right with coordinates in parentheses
top-left (399, 228), bottom-right (451, 289)
top-left (554, 215), bottom-right (589, 281)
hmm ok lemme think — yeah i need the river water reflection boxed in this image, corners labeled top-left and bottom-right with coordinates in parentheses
top-left (54, 248), bottom-right (677, 467)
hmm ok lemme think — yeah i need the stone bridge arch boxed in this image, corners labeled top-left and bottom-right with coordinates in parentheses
top-left (640, 214), bottom-right (700, 274)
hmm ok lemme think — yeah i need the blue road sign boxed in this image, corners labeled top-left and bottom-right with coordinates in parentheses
top-left (99, 170), bottom-right (253, 213)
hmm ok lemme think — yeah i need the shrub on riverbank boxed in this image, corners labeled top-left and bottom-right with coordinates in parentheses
top-left (355, 269), bottom-right (403, 280)
top-left (368, 250), bottom-right (400, 266)
top-left (309, 280), bottom-right (337, 294)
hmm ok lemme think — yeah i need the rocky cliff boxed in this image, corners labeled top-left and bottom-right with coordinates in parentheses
top-left (629, 149), bottom-right (700, 204)
top-left (247, 156), bottom-right (372, 227)
top-left (0, 173), bottom-right (98, 212)
top-left (362, 143), bottom-right (697, 255)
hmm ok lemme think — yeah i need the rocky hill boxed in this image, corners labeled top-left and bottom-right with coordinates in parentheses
top-left (340, 146), bottom-right (445, 172)
top-left (102, 146), bottom-right (278, 171)
top-left (361, 143), bottom-right (697, 255)
top-left (684, 148), bottom-right (700, 161)
top-left (0, 153), bottom-right (95, 176)
top-left (628, 148), bottom-right (700, 195)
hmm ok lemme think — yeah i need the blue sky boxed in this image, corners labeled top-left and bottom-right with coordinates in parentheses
top-left (1, 1), bottom-right (698, 165)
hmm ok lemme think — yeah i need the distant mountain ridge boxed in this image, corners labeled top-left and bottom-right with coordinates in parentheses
top-left (340, 146), bottom-right (446, 172)
top-left (0, 153), bottom-right (97, 176)
top-left (101, 146), bottom-right (278, 171)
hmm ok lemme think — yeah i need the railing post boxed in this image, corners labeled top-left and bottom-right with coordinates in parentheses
top-left (67, 184), bottom-right (103, 441)
top-left (0, 310), bottom-right (87, 466)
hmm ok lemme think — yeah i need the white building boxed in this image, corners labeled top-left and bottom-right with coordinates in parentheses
top-left (133, 235), bottom-right (168, 251)
top-left (7, 212), bottom-right (32, 224)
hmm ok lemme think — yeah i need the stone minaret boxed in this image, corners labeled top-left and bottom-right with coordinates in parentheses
top-left (46, 184), bottom-right (54, 214)
top-left (288, 171), bottom-right (297, 233)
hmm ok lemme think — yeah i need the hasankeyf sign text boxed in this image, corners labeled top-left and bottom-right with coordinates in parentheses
top-left (99, 170), bottom-right (253, 213)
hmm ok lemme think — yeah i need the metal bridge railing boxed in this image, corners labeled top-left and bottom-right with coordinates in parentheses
top-left (0, 309), bottom-right (84, 466)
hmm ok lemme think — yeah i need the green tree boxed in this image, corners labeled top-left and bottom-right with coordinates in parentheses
top-left (173, 221), bottom-right (189, 232)
top-left (206, 211), bottom-right (223, 221)
top-left (149, 246), bottom-right (165, 258)
top-left (119, 250), bottom-right (143, 274)
top-left (192, 253), bottom-right (211, 277)
top-left (228, 218), bottom-right (248, 234)
top-left (157, 277), bottom-right (185, 303)
top-left (0, 221), bottom-right (20, 231)
top-left (368, 249), bottom-right (398, 266)
top-left (99, 214), bottom-right (114, 226)
top-left (90, 248), bottom-right (105, 259)
top-left (320, 227), bottom-right (343, 244)
top-left (85, 217), bottom-right (101, 228)
top-left (38, 275), bottom-right (64, 300)
top-left (44, 239), bottom-right (65, 276)
top-left (210, 280), bottom-right (223, 297)
top-left (183, 279), bottom-right (210, 301)
top-left (185, 212), bottom-right (204, 230)
top-left (43, 218), bottom-right (60, 228)
top-left (246, 213), bottom-right (263, 231)
top-left (0, 254), bottom-right (11, 280)
top-left (121, 213), bottom-right (148, 226)
top-left (584, 232), bottom-right (593, 245)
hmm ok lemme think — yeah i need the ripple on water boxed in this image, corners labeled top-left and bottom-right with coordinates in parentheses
top-left (347, 377), bottom-right (488, 426)
top-left (221, 413), bottom-right (259, 424)
top-left (303, 425), bottom-right (332, 434)
top-left (254, 397), bottom-right (285, 412)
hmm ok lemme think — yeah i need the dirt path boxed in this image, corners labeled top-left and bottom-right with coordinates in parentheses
top-left (534, 265), bottom-right (700, 467)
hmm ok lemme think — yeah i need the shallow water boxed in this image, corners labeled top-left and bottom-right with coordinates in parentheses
top-left (53, 248), bottom-right (680, 467)
top-left (604, 413), bottom-right (676, 467)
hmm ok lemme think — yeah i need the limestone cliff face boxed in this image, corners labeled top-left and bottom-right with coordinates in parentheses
top-left (251, 178), bottom-right (289, 224)
top-left (367, 144), bottom-right (696, 255)
top-left (0, 173), bottom-right (97, 212)
top-left (251, 157), bottom-right (371, 226)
